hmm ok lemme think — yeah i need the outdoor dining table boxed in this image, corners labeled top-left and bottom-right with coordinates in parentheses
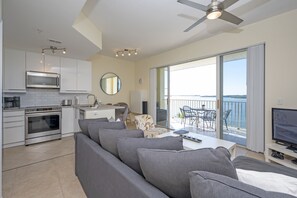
top-left (191, 108), bottom-right (216, 131)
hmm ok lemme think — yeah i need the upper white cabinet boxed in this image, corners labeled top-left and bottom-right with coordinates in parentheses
top-left (77, 60), bottom-right (92, 92)
top-left (26, 52), bottom-right (44, 72)
top-left (60, 57), bottom-right (92, 93)
top-left (60, 58), bottom-right (77, 92)
top-left (26, 52), bottom-right (60, 73)
top-left (44, 55), bottom-right (60, 73)
top-left (3, 49), bottom-right (26, 92)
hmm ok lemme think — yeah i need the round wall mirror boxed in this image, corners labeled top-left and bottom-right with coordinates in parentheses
top-left (100, 72), bottom-right (121, 95)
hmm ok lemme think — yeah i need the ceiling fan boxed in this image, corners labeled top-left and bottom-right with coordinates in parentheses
top-left (178, 0), bottom-right (244, 32)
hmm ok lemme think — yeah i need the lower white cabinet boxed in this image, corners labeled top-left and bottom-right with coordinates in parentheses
top-left (3, 110), bottom-right (25, 148)
top-left (62, 107), bottom-right (75, 136)
top-left (81, 109), bottom-right (115, 119)
top-left (74, 108), bottom-right (81, 132)
top-left (62, 107), bottom-right (81, 136)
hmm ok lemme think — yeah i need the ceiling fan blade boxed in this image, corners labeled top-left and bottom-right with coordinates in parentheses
top-left (177, 0), bottom-right (208, 11)
top-left (184, 16), bottom-right (207, 32)
top-left (219, 11), bottom-right (243, 25)
top-left (221, 0), bottom-right (239, 9)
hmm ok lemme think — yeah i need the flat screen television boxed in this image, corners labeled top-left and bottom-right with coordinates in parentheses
top-left (272, 108), bottom-right (297, 151)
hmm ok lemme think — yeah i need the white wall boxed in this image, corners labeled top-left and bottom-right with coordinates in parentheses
top-left (91, 55), bottom-right (136, 105)
top-left (135, 9), bottom-right (297, 146)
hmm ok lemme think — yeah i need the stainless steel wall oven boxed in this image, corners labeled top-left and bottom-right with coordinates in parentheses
top-left (25, 106), bottom-right (61, 145)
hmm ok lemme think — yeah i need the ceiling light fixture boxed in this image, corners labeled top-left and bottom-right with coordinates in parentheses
top-left (115, 48), bottom-right (138, 57)
top-left (42, 46), bottom-right (66, 55)
top-left (206, 1), bottom-right (222, 20)
top-left (207, 9), bottom-right (222, 20)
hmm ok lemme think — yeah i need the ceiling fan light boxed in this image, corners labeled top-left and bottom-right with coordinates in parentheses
top-left (207, 10), bottom-right (222, 20)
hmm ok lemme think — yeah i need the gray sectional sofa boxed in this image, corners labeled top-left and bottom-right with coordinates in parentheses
top-left (75, 120), bottom-right (297, 198)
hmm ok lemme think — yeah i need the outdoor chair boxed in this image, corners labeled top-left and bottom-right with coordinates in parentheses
top-left (223, 109), bottom-right (232, 130)
top-left (134, 114), bottom-right (168, 138)
top-left (180, 105), bottom-right (198, 127)
top-left (200, 110), bottom-right (216, 130)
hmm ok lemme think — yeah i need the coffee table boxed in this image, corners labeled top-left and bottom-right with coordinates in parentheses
top-left (157, 131), bottom-right (237, 158)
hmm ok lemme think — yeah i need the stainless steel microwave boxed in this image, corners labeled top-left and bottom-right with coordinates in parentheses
top-left (26, 71), bottom-right (60, 89)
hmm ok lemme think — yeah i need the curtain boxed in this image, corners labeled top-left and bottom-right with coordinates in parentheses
top-left (246, 44), bottom-right (265, 152)
top-left (149, 68), bottom-right (157, 122)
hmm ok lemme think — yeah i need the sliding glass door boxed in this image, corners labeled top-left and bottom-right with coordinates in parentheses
top-left (156, 67), bottom-right (170, 127)
top-left (219, 50), bottom-right (247, 146)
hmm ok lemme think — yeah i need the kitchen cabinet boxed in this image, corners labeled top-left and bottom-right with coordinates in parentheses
top-left (74, 107), bottom-right (81, 132)
top-left (26, 52), bottom-right (61, 73)
top-left (26, 52), bottom-right (44, 72)
top-left (3, 110), bottom-right (25, 148)
top-left (78, 105), bottom-right (123, 120)
top-left (82, 109), bottom-right (115, 119)
top-left (60, 58), bottom-right (77, 92)
top-left (60, 57), bottom-right (92, 93)
top-left (3, 49), bottom-right (26, 92)
top-left (77, 60), bottom-right (92, 92)
top-left (44, 55), bottom-right (60, 73)
top-left (62, 107), bottom-right (75, 136)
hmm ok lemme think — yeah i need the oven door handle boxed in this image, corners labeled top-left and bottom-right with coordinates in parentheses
top-left (25, 112), bottom-right (61, 117)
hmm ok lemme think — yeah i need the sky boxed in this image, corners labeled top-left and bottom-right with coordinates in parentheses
top-left (170, 59), bottom-right (247, 96)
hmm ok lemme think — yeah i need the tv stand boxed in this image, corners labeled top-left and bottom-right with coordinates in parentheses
top-left (265, 142), bottom-right (297, 170)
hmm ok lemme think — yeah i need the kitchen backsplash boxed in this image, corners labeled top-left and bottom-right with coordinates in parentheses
top-left (3, 89), bottom-right (90, 107)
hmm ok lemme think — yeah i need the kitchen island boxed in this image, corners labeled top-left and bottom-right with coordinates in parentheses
top-left (79, 104), bottom-right (124, 120)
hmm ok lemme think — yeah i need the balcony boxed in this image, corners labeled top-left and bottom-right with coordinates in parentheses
top-left (160, 97), bottom-right (247, 146)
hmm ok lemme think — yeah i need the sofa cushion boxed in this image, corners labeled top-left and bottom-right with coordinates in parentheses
top-left (99, 129), bottom-right (144, 157)
top-left (117, 137), bottom-right (183, 175)
top-left (189, 171), bottom-right (295, 198)
top-left (78, 118), bottom-right (109, 136)
top-left (88, 122), bottom-right (126, 144)
top-left (137, 147), bottom-right (237, 198)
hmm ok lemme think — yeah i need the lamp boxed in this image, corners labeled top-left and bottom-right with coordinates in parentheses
top-left (42, 46), bottom-right (66, 55)
top-left (115, 49), bottom-right (138, 57)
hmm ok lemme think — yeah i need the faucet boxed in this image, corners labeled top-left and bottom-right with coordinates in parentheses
top-left (87, 94), bottom-right (99, 107)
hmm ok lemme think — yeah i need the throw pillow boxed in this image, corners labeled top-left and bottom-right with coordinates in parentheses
top-left (88, 121), bottom-right (126, 144)
top-left (236, 168), bottom-right (297, 197)
top-left (78, 118), bottom-right (109, 136)
top-left (99, 129), bottom-right (144, 157)
top-left (189, 171), bottom-right (295, 198)
top-left (117, 137), bottom-right (183, 175)
top-left (137, 147), bottom-right (237, 198)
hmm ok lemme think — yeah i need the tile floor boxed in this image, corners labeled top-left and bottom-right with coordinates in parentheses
top-left (3, 136), bottom-right (86, 198)
top-left (2, 134), bottom-right (264, 198)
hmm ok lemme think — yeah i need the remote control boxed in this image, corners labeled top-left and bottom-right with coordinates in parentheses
top-left (181, 134), bottom-right (202, 143)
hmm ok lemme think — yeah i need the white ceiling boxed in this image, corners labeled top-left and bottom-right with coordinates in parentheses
top-left (3, 0), bottom-right (297, 61)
